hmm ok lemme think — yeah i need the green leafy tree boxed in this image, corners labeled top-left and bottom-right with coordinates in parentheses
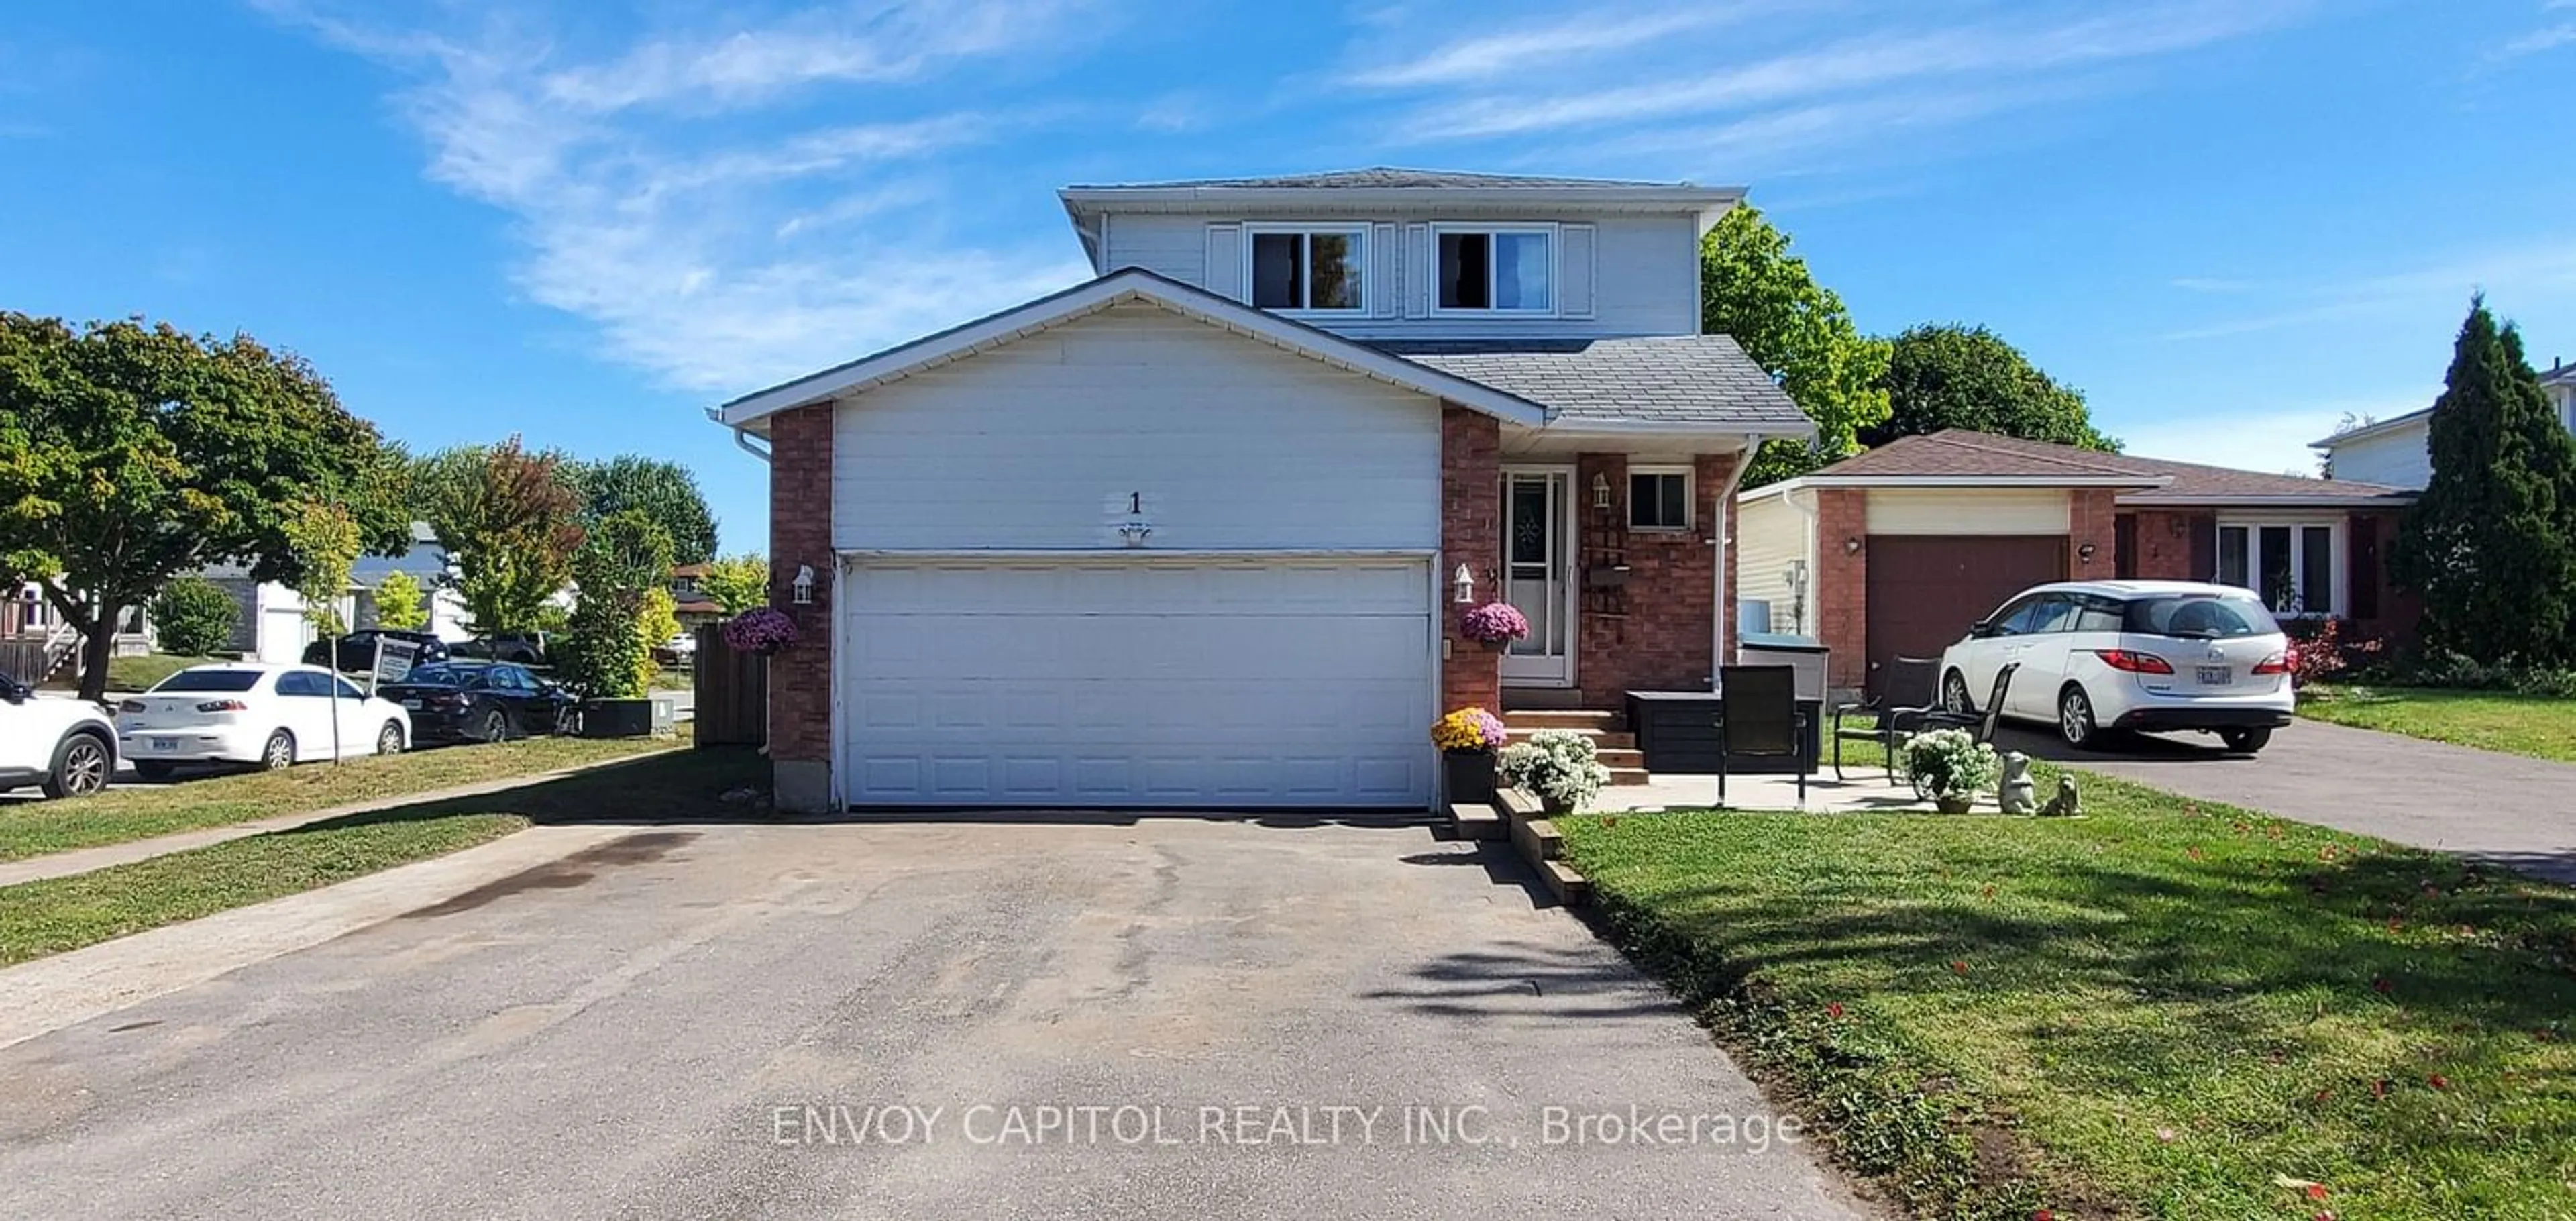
top-left (0, 313), bottom-right (408, 699)
top-left (564, 510), bottom-right (674, 699)
top-left (148, 576), bottom-right (239, 657)
top-left (282, 499), bottom-right (362, 639)
top-left (697, 553), bottom-right (769, 615)
top-left (1864, 323), bottom-right (2121, 450)
top-left (1699, 206), bottom-right (1891, 486)
top-left (2396, 298), bottom-right (2576, 666)
top-left (574, 455), bottom-right (718, 566)
top-left (640, 586), bottom-right (682, 666)
top-left (415, 438), bottom-right (586, 636)
top-left (372, 570), bottom-right (428, 631)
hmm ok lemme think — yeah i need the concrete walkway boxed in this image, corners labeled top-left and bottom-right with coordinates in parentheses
top-left (2000, 719), bottom-right (2576, 885)
top-left (0, 749), bottom-right (679, 889)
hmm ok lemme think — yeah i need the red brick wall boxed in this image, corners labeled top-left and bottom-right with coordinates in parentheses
top-left (1563, 452), bottom-right (1740, 708)
top-left (1815, 489), bottom-right (1870, 691)
top-left (2069, 488), bottom-right (2121, 581)
top-left (767, 405), bottom-right (835, 767)
top-left (1440, 405), bottom-right (1502, 714)
top-left (2125, 509), bottom-right (2201, 580)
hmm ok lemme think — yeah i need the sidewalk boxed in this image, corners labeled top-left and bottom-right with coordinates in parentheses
top-left (0, 748), bottom-right (678, 889)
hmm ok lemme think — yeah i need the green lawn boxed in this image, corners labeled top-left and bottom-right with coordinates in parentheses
top-left (89, 653), bottom-right (224, 692)
top-left (1560, 776), bottom-right (2576, 1220)
top-left (0, 735), bottom-right (678, 862)
top-left (2300, 685), bottom-right (2576, 763)
top-left (0, 747), bottom-right (762, 967)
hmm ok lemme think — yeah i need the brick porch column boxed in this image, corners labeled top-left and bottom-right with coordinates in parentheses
top-left (1441, 405), bottom-right (1501, 714)
top-left (1815, 488), bottom-right (1869, 692)
top-left (767, 404), bottom-right (835, 814)
top-left (2069, 488), bottom-right (2120, 582)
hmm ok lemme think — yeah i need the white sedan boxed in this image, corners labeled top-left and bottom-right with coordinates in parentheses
top-left (117, 663), bottom-right (411, 780)
top-left (1937, 580), bottom-right (2297, 753)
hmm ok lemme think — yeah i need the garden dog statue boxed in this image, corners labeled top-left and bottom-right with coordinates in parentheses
top-left (2039, 774), bottom-right (2084, 818)
top-left (1998, 751), bottom-right (2039, 815)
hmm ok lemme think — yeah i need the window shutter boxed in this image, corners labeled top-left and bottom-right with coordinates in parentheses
top-left (2347, 513), bottom-right (2380, 620)
top-left (1203, 224), bottom-right (1243, 301)
top-left (1404, 223), bottom-right (1430, 317)
top-left (2187, 515), bottom-right (2217, 582)
top-left (1558, 223), bottom-right (1597, 319)
top-left (1373, 223), bottom-right (1399, 318)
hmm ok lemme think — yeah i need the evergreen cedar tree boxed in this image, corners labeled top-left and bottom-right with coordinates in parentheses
top-left (2396, 297), bottom-right (2576, 667)
top-left (0, 313), bottom-right (409, 700)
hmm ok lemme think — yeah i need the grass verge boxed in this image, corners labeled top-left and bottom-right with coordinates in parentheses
top-left (2300, 684), bottom-right (2576, 763)
top-left (0, 735), bottom-right (679, 862)
top-left (0, 747), bottom-right (763, 967)
top-left (1559, 772), bottom-right (2576, 1220)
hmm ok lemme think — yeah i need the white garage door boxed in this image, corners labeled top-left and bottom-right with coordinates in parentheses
top-left (841, 557), bottom-right (1435, 809)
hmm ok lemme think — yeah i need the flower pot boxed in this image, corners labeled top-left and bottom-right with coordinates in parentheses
top-left (1935, 792), bottom-right (1974, 816)
top-left (1442, 749), bottom-right (1497, 805)
top-left (1540, 792), bottom-right (1577, 817)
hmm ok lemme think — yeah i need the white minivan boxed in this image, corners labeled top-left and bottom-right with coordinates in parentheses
top-left (1938, 580), bottom-right (2297, 753)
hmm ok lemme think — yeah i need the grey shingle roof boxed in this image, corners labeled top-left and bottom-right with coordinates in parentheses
top-left (1812, 430), bottom-right (2412, 504)
top-left (1071, 166), bottom-right (1684, 191)
top-left (1371, 336), bottom-right (1811, 431)
top-left (2541, 362), bottom-right (2576, 388)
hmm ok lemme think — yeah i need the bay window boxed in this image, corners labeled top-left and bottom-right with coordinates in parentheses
top-left (2216, 521), bottom-right (2337, 616)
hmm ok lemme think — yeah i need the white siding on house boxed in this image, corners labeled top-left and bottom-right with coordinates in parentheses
top-left (1735, 489), bottom-right (1815, 637)
top-left (1097, 213), bottom-right (1696, 340)
top-left (2324, 420), bottom-right (2431, 490)
top-left (831, 302), bottom-right (1442, 553)
top-left (1865, 489), bottom-right (2071, 535)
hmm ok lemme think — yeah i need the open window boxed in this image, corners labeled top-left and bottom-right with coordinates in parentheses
top-left (1434, 225), bottom-right (1554, 313)
top-left (1246, 226), bottom-right (1366, 313)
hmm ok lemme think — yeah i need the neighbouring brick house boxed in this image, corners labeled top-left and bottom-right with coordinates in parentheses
top-left (1735, 429), bottom-right (2418, 700)
top-left (709, 168), bottom-right (1811, 813)
top-left (667, 563), bottom-right (723, 627)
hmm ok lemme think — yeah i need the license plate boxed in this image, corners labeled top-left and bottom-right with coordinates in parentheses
top-left (400, 699), bottom-right (423, 710)
top-left (2196, 665), bottom-right (2232, 685)
top-left (151, 737), bottom-right (178, 752)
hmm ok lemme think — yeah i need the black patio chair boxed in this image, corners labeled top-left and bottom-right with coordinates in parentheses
top-left (1831, 656), bottom-right (1954, 784)
top-left (1901, 661), bottom-right (2018, 801)
top-left (1715, 664), bottom-right (1809, 807)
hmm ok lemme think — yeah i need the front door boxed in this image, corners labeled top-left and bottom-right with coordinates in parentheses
top-left (1501, 469), bottom-right (1575, 686)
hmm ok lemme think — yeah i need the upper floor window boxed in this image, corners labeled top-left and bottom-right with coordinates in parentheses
top-left (1436, 225), bottom-right (1553, 313)
top-left (1248, 226), bottom-right (1364, 313)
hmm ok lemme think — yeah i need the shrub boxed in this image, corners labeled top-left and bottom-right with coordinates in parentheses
top-left (1902, 729), bottom-right (1999, 802)
top-left (1460, 602), bottom-right (1532, 643)
top-left (148, 577), bottom-right (237, 657)
top-left (1498, 729), bottom-right (1612, 811)
top-left (372, 571), bottom-right (428, 631)
top-left (1431, 707), bottom-right (1509, 752)
top-left (2368, 647), bottom-right (2576, 698)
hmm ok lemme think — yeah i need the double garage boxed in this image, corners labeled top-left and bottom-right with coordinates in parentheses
top-left (837, 556), bottom-right (1438, 809)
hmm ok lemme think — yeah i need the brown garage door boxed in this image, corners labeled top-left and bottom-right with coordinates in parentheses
top-left (1863, 535), bottom-right (2068, 696)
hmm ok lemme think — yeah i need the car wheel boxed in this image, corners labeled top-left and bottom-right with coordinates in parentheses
top-left (43, 733), bottom-right (112, 799)
top-left (133, 760), bottom-right (178, 782)
top-left (1942, 670), bottom-right (1975, 716)
top-left (2057, 686), bottom-right (2099, 749)
top-left (2218, 726), bottom-right (2272, 754)
top-left (376, 721), bottom-right (405, 755)
top-left (260, 729), bottom-right (296, 770)
top-left (481, 708), bottom-right (511, 743)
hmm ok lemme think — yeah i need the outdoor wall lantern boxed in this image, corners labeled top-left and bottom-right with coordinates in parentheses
top-left (790, 564), bottom-right (815, 605)
top-left (1452, 563), bottom-right (1476, 604)
top-left (2078, 543), bottom-right (2098, 565)
top-left (1843, 536), bottom-right (1863, 556)
top-left (1591, 473), bottom-right (1613, 510)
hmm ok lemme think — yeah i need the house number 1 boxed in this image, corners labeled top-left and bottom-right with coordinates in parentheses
top-left (1129, 492), bottom-right (1143, 515)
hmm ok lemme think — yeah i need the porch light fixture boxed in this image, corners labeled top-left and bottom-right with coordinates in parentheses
top-left (790, 564), bottom-right (815, 606)
top-left (2078, 543), bottom-right (2098, 564)
top-left (1452, 564), bottom-right (1476, 604)
top-left (1843, 536), bottom-right (1862, 556)
top-left (1591, 473), bottom-right (1613, 510)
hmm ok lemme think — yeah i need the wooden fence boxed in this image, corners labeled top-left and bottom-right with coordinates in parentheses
top-left (692, 623), bottom-right (767, 747)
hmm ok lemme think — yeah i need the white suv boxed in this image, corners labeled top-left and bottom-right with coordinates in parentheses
top-left (1937, 580), bottom-right (2298, 753)
top-left (0, 669), bottom-right (118, 798)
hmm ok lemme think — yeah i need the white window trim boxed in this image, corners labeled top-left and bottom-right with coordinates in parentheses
top-left (1429, 222), bottom-right (1562, 317)
top-left (1241, 223), bottom-right (1370, 317)
top-left (1627, 464), bottom-right (1695, 532)
top-left (2216, 519), bottom-right (2342, 618)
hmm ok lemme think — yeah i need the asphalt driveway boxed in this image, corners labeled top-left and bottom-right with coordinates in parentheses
top-left (2000, 718), bottom-right (2576, 884)
top-left (0, 816), bottom-right (1873, 1220)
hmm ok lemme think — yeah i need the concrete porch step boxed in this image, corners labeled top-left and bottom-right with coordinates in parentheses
top-left (1606, 767), bottom-right (1650, 787)
top-left (1501, 709), bottom-right (1621, 731)
top-left (1503, 728), bottom-right (1637, 751)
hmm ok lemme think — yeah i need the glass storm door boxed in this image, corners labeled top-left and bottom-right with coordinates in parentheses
top-left (1501, 470), bottom-right (1575, 686)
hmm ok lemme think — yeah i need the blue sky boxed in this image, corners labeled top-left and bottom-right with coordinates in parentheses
top-left (6, 1), bottom-right (2575, 551)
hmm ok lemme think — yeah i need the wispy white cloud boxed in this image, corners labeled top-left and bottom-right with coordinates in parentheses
top-left (1341, 4), bottom-right (1773, 89)
top-left (264, 1), bottom-right (1097, 393)
top-left (2500, 22), bottom-right (2576, 56)
top-left (2169, 276), bottom-right (2261, 294)
top-left (2111, 394), bottom-right (2431, 474)
top-left (2159, 239), bottom-right (2576, 341)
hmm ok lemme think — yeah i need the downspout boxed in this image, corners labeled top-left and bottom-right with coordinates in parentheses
top-left (1789, 484), bottom-right (1821, 637)
top-left (1711, 433), bottom-right (1762, 690)
top-left (709, 405), bottom-right (773, 463)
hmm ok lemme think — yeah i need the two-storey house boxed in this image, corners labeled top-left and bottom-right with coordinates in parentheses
top-left (712, 168), bottom-right (1809, 813)
top-left (2315, 358), bottom-right (2576, 490)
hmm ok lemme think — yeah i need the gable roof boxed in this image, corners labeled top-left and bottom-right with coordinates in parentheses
top-left (1752, 429), bottom-right (2412, 507)
top-left (1069, 167), bottom-right (1684, 191)
top-left (711, 268), bottom-right (1550, 430)
top-left (2542, 362), bottom-right (2576, 388)
top-left (1368, 337), bottom-right (1812, 434)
